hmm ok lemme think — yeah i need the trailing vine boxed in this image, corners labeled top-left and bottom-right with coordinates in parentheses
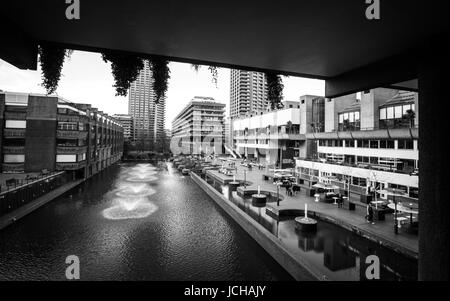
top-left (208, 66), bottom-right (218, 87)
top-left (38, 45), bottom-right (72, 94)
top-left (149, 58), bottom-right (170, 104)
top-left (190, 64), bottom-right (218, 87)
top-left (266, 72), bottom-right (284, 110)
top-left (101, 52), bottom-right (144, 96)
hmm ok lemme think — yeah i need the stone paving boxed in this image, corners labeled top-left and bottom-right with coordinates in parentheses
top-left (214, 159), bottom-right (418, 257)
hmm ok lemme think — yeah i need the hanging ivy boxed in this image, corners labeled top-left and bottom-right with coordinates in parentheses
top-left (190, 64), bottom-right (218, 87)
top-left (101, 52), bottom-right (144, 96)
top-left (208, 66), bottom-right (218, 87)
top-left (149, 58), bottom-right (170, 104)
top-left (38, 45), bottom-right (72, 94)
top-left (191, 64), bottom-right (201, 72)
top-left (266, 72), bottom-right (284, 110)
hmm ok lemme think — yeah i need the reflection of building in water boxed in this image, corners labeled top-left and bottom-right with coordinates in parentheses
top-left (354, 241), bottom-right (417, 281)
top-left (297, 231), bottom-right (316, 252)
top-left (323, 236), bottom-right (357, 272)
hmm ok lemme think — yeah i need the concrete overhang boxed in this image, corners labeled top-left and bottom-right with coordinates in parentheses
top-left (0, 1), bottom-right (448, 97)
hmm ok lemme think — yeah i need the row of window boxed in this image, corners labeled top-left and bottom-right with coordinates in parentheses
top-left (3, 153), bottom-right (87, 164)
top-left (318, 139), bottom-right (416, 150)
top-left (380, 103), bottom-right (415, 120)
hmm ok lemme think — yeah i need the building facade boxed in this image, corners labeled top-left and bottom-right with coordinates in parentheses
top-left (230, 70), bottom-right (268, 119)
top-left (128, 60), bottom-right (166, 149)
top-left (0, 92), bottom-right (123, 179)
top-left (172, 97), bottom-right (225, 155)
top-left (113, 114), bottom-right (134, 141)
top-left (233, 96), bottom-right (324, 168)
top-left (296, 88), bottom-right (419, 204)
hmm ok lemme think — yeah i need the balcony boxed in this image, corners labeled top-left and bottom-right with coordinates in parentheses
top-left (4, 111), bottom-right (27, 120)
top-left (57, 115), bottom-right (81, 122)
top-left (2, 146), bottom-right (25, 154)
top-left (56, 161), bottom-right (87, 171)
top-left (56, 146), bottom-right (88, 154)
top-left (57, 130), bottom-right (88, 139)
top-left (1, 163), bottom-right (25, 173)
top-left (306, 126), bottom-right (418, 140)
top-left (295, 157), bottom-right (418, 176)
top-left (3, 128), bottom-right (26, 138)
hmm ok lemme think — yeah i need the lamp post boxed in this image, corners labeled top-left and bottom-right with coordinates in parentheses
top-left (243, 170), bottom-right (247, 188)
top-left (394, 193), bottom-right (398, 234)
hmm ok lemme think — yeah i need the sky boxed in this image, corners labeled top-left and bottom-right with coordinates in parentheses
top-left (0, 50), bottom-right (325, 128)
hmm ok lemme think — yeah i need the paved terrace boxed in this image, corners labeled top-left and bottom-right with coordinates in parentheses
top-left (212, 159), bottom-right (418, 259)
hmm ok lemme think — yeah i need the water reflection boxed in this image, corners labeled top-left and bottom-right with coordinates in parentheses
top-left (0, 162), bottom-right (294, 280)
top-left (210, 180), bottom-right (417, 281)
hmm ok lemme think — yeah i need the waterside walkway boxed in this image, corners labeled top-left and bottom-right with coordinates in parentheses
top-left (210, 160), bottom-right (418, 259)
top-left (0, 179), bottom-right (84, 230)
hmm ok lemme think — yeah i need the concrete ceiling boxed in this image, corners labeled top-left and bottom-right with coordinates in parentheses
top-left (0, 0), bottom-right (448, 96)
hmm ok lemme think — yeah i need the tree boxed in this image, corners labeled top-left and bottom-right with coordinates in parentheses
top-left (402, 109), bottom-right (416, 128)
top-left (266, 72), bottom-right (284, 110)
top-left (286, 121), bottom-right (293, 134)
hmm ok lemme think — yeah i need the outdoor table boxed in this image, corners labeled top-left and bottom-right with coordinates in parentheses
top-left (314, 193), bottom-right (320, 203)
top-left (388, 203), bottom-right (418, 223)
top-left (332, 196), bottom-right (339, 205)
top-left (395, 217), bottom-right (409, 228)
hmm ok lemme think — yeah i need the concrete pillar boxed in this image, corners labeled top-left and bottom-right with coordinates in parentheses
top-left (0, 94), bottom-right (5, 173)
top-left (418, 50), bottom-right (449, 281)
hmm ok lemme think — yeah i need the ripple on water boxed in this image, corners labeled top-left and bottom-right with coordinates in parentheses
top-left (102, 202), bottom-right (158, 220)
top-left (126, 175), bottom-right (158, 182)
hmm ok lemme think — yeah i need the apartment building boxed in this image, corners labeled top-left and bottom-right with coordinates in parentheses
top-left (232, 96), bottom-right (325, 168)
top-left (172, 97), bottom-right (225, 155)
top-left (0, 92), bottom-right (124, 179)
top-left (296, 88), bottom-right (419, 203)
top-left (230, 70), bottom-right (268, 119)
top-left (129, 60), bottom-right (166, 148)
top-left (113, 114), bottom-right (134, 141)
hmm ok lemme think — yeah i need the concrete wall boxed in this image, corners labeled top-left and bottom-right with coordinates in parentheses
top-left (361, 88), bottom-right (398, 129)
top-left (190, 171), bottom-right (317, 280)
top-left (325, 94), bottom-right (356, 132)
top-left (25, 96), bottom-right (57, 172)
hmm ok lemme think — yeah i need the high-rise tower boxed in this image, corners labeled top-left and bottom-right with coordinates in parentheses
top-left (128, 61), bottom-right (166, 151)
top-left (230, 70), bottom-right (268, 119)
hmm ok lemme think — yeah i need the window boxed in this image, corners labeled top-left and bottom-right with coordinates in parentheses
top-left (4, 154), bottom-right (25, 163)
top-left (394, 106), bottom-right (402, 118)
top-left (380, 108), bottom-right (387, 120)
top-left (58, 122), bottom-right (78, 131)
top-left (56, 155), bottom-right (77, 163)
top-left (362, 140), bottom-right (369, 148)
top-left (398, 139), bottom-right (414, 150)
top-left (370, 140), bottom-right (379, 148)
top-left (387, 107), bottom-right (394, 119)
top-left (5, 120), bottom-right (26, 129)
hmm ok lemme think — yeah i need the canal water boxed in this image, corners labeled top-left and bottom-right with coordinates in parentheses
top-left (0, 163), bottom-right (293, 280)
top-left (209, 181), bottom-right (418, 281)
